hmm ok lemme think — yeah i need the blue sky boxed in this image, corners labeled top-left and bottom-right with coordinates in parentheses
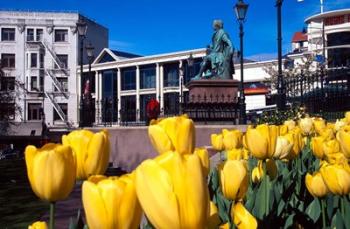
top-left (1, 0), bottom-right (350, 60)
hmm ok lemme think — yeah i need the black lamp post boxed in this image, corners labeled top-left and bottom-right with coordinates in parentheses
top-left (276, 0), bottom-right (286, 110)
top-left (86, 42), bottom-right (94, 126)
top-left (185, 53), bottom-right (194, 102)
top-left (76, 18), bottom-right (88, 127)
top-left (234, 0), bottom-right (248, 124)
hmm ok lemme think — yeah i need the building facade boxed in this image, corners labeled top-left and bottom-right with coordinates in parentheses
top-left (0, 10), bottom-right (108, 129)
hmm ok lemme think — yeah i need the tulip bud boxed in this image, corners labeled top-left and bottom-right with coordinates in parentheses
top-left (148, 115), bottom-right (195, 155)
top-left (274, 134), bottom-right (293, 160)
top-left (305, 172), bottom-right (329, 198)
top-left (194, 147), bottom-right (210, 177)
top-left (25, 144), bottom-right (76, 202)
top-left (284, 120), bottom-right (296, 132)
top-left (231, 202), bottom-right (258, 229)
top-left (135, 151), bottom-right (209, 228)
top-left (62, 129), bottom-right (110, 180)
top-left (251, 165), bottom-right (263, 183)
top-left (245, 124), bottom-right (278, 160)
top-left (313, 117), bottom-right (326, 136)
top-left (83, 174), bottom-right (142, 229)
top-left (211, 133), bottom-right (224, 151)
top-left (222, 129), bottom-right (243, 150)
top-left (299, 117), bottom-right (314, 135)
top-left (337, 126), bottom-right (350, 158)
top-left (311, 136), bottom-right (326, 159)
top-left (219, 160), bottom-right (248, 201)
top-left (28, 221), bottom-right (48, 229)
top-left (320, 164), bottom-right (350, 196)
top-left (226, 148), bottom-right (249, 160)
top-left (334, 119), bottom-right (346, 132)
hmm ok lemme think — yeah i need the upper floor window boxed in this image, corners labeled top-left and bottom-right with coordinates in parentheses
top-left (140, 66), bottom-right (156, 89)
top-left (163, 63), bottom-right (179, 87)
top-left (30, 53), bottom-right (38, 68)
top-left (30, 76), bottom-right (38, 91)
top-left (0, 77), bottom-right (15, 91)
top-left (36, 29), bottom-right (43, 41)
top-left (27, 29), bottom-right (34, 41)
top-left (121, 68), bottom-right (136, 90)
top-left (1, 54), bottom-right (15, 68)
top-left (1, 28), bottom-right (15, 41)
top-left (55, 54), bottom-right (68, 69)
top-left (54, 29), bottom-right (68, 42)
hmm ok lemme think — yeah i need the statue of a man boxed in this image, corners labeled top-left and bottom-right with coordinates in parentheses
top-left (193, 20), bottom-right (234, 80)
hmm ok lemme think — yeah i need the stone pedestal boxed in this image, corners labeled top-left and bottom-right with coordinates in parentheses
top-left (185, 79), bottom-right (239, 103)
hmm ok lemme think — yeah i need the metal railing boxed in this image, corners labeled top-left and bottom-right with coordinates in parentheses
top-left (44, 92), bottom-right (68, 124)
top-left (45, 69), bottom-right (69, 99)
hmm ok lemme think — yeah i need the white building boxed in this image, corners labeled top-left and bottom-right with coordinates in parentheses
top-left (0, 10), bottom-right (108, 130)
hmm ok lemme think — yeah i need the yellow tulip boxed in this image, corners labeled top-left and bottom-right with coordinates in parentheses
top-left (334, 119), bottom-right (346, 132)
top-left (28, 221), bottom-right (48, 229)
top-left (231, 202), bottom-right (258, 229)
top-left (345, 111), bottom-right (350, 124)
top-left (320, 164), bottom-right (350, 195)
top-left (62, 129), bottom-right (110, 180)
top-left (279, 125), bottom-right (288, 136)
top-left (25, 143), bottom-right (76, 202)
top-left (305, 172), bottom-right (329, 198)
top-left (288, 128), bottom-right (305, 159)
top-left (311, 136), bottom-right (326, 159)
top-left (273, 134), bottom-right (293, 160)
top-left (135, 151), bottom-right (209, 229)
top-left (251, 165), bottom-right (263, 183)
top-left (222, 129), bottom-right (243, 150)
top-left (219, 223), bottom-right (230, 229)
top-left (327, 123), bottom-right (335, 132)
top-left (194, 147), bottom-right (210, 177)
top-left (284, 120), bottom-right (296, 131)
top-left (320, 128), bottom-right (335, 140)
top-left (337, 126), bottom-right (350, 158)
top-left (227, 148), bottom-right (249, 160)
top-left (218, 160), bottom-right (248, 201)
top-left (208, 201), bottom-right (221, 229)
top-left (313, 117), bottom-right (326, 135)
top-left (323, 139), bottom-right (340, 158)
top-left (326, 152), bottom-right (348, 166)
top-left (299, 117), bottom-right (314, 135)
top-left (245, 124), bottom-right (279, 160)
top-left (82, 174), bottom-right (142, 229)
top-left (148, 115), bottom-right (195, 155)
top-left (211, 133), bottom-right (224, 151)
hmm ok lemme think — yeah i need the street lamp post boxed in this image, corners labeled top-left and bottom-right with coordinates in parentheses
top-left (234, 0), bottom-right (248, 124)
top-left (185, 53), bottom-right (194, 103)
top-left (76, 18), bottom-right (88, 127)
top-left (276, 0), bottom-right (286, 110)
top-left (86, 42), bottom-right (95, 126)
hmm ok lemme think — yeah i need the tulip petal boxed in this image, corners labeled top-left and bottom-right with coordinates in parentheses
top-left (148, 124), bottom-right (174, 154)
top-left (231, 202), bottom-right (257, 229)
top-left (85, 132), bottom-right (109, 178)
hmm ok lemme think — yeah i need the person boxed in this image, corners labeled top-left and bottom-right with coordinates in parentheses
top-left (193, 20), bottom-right (234, 80)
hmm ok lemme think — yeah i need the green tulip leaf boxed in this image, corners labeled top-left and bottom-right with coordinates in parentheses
top-left (336, 210), bottom-right (345, 229)
top-left (327, 195), bottom-right (334, 221)
top-left (343, 197), bottom-right (350, 228)
top-left (277, 199), bottom-right (286, 216)
top-left (284, 213), bottom-right (295, 229)
top-left (305, 198), bottom-right (321, 223)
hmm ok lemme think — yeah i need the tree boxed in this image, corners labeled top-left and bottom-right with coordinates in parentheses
top-left (0, 59), bottom-right (22, 135)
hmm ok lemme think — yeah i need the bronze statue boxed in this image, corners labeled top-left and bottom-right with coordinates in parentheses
top-left (193, 20), bottom-right (234, 80)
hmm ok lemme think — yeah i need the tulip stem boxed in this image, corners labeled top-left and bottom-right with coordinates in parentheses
top-left (49, 202), bottom-right (55, 229)
top-left (341, 197), bottom-right (345, 218)
top-left (263, 161), bottom-right (269, 217)
top-left (321, 199), bottom-right (326, 229)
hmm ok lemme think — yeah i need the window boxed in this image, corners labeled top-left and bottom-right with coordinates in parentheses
top-left (28, 103), bottom-right (42, 120)
top-left (140, 66), bottom-right (156, 89)
top-left (31, 76), bottom-right (38, 91)
top-left (27, 29), bottom-right (34, 41)
top-left (121, 68), bottom-right (136, 90)
top-left (36, 29), bottom-right (43, 41)
top-left (163, 63), bottom-right (179, 87)
top-left (139, 94), bottom-right (156, 121)
top-left (55, 54), bottom-right (68, 69)
top-left (0, 77), bottom-right (15, 91)
top-left (54, 78), bottom-right (68, 92)
top-left (1, 28), bottom-right (15, 41)
top-left (120, 96), bottom-right (136, 122)
top-left (0, 103), bottom-right (15, 120)
top-left (1, 54), bottom-right (15, 68)
top-left (53, 103), bottom-right (67, 121)
top-left (164, 92), bottom-right (179, 115)
top-left (54, 29), bottom-right (68, 42)
top-left (40, 53), bottom-right (44, 69)
top-left (30, 53), bottom-right (38, 68)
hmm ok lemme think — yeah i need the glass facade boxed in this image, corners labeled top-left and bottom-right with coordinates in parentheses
top-left (163, 63), bottom-right (179, 87)
top-left (327, 32), bottom-right (350, 68)
top-left (121, 68), bottom-right (136, 90)
top-left (120, 95), bottom-right (136, 122)
top-left (164, 92), bottom-right (179, 115)
top-left (140, 65), bottom-right (156, 89)
top-left (139, 94), bottom-right (156, 121)
top-left (102, 70), bottom-right (117, 123)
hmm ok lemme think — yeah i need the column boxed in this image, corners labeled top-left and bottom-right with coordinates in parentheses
top-left (94, 71), bottom-right (100, 124)
top-left (178, 60), bottom-right (183, 103)
top-left (156, 63), bottom-right (160, 102)
top-left (117, 68), bottom-right (122, 125)
top-left (159, 64), bottom-right (164, 114)
top-left (136, 66), bottom-right (140, 121)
